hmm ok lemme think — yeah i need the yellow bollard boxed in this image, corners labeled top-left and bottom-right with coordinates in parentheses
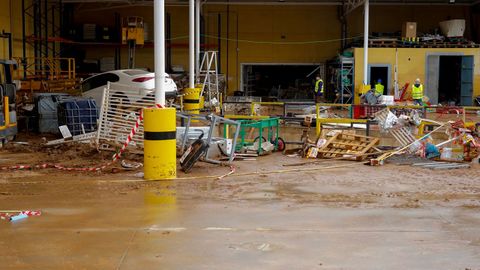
top-left (144, 107), bottom-right (176, 180)
top-left (183, 87), bottom-right (201, 122)
top-left (3, 96), bottom-right (9, 127)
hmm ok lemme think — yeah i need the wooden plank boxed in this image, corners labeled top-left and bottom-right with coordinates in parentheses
top-left (318, 132), bottom-right (341, 150)
top-left (357, 137), bottom-right (380, 156)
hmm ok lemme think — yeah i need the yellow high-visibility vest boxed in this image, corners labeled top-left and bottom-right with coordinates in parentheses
top-left (374, 83), bottom-right (384, 96)
top-left (315, 79), bottom-right (324, 93)
top-left (412, 84), bottom-right (423, 100)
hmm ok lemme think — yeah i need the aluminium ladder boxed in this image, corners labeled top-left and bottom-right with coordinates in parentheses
top-left (197, 51), bottom-right (220, 107)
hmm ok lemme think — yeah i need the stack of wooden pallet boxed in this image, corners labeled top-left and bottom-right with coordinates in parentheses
top-left (316, 132), bottom-right (379, 161)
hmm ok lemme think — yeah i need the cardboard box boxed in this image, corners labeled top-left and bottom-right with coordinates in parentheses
top-left (439, 19), bottom-right (465, 37)
top-left (402, 22), bottom-right (417, 38)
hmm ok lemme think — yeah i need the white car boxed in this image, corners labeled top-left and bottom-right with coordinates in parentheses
top-left (81, 69), bottom-right (178, 106)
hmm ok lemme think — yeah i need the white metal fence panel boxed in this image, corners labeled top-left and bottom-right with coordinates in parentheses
top-left (96, 82), bottom-right (155, 149)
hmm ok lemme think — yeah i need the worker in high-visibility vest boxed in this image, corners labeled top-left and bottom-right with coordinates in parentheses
top-left (412, 78), bottom-right (424, 106)
top-left (314, 76), bottom-right (324, 103)
top-left (374, 79), bottom-right (385, 96)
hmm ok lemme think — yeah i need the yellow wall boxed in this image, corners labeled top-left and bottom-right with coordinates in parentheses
top-left (348, 5), bottom-right (472, 38)
top-left (353, 47), bottom-right (480, 104)
top-left (73, 3), bottom-right (475, 96)
top-left (0, 0), bottom-right (32, 59)
top-left (72, 5), bottom-right (342, 94)
top-left (0, 0), bottom-right (12, 59)
top-left (204, 5), bottom-right (341, 94)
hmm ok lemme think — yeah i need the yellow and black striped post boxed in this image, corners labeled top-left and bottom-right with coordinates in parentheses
top-left (183, 87), bottom-right (201, 122)
top-left (195, 84), bottom-right (205, 109)
top-left (143, 107), bottom-right (176, 180)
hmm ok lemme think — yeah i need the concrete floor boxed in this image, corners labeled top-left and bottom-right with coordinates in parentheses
top-left (1, 152), bottom-right (480, 269)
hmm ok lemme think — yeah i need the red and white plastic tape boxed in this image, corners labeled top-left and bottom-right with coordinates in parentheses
top-left (0, 210), bottom-right (42, 220)
top-left (1, 104), bottom-right (163, 172)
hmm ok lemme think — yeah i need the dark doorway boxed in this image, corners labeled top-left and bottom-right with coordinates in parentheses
top-left (438, 56), bottom-right (462, 105)
top-left (369, 66), bottom-right (389, 94)
top-left (242, 64), bottom-right (322, 100)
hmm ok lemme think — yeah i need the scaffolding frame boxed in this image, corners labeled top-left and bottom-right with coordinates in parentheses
top-left (338, 57), bottom-right (354, 104)
top-left (22, 0), bottom-right (64, 79)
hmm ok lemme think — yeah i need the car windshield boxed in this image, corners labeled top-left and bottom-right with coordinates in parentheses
top-left (82, 73), bottom-right (120, 92)
top-left (123, 70), bottom-right (150, 76)
top-left (123, 69), bottom-right (169, 78)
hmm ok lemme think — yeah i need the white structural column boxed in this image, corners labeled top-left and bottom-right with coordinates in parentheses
top-left (195, 0), bottom-right (201, 77)
top-left (154, 0), bottom-right (166, 106)
top-left (189, 0), bottom-right (195, 88)
top-left (363, 0), bottom-right (369, 85)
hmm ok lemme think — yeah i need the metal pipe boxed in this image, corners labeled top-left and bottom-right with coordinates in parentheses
top-left (22, 0), bottom-right (26, 79)
top-left (154, 0), bottom-right (166, 106)
top-left (363, 0), bottom-right (369, 85)
top-left (189, 0), bottom-right (195, 88)
top-left (217, 13), bottom-right (221, 74)
top-left (195, 0), bottom-right (200, 78)
top-left (44, 0), bottom-right (48, 58)
top-left (166, 13), bottom-right (172, 72)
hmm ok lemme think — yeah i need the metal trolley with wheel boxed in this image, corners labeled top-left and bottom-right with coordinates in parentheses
top-left (225, 117), bottom-right (285, 155)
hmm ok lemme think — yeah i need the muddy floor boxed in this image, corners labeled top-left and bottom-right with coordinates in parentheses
top-left (1, 139), bottom-right (480, 269)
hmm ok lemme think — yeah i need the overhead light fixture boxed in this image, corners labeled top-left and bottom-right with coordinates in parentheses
top-left (449, 0), bottom-right (455, 3)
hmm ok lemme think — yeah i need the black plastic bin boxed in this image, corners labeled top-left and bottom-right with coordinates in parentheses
top-left (58, 98), bottom-right (99, 136)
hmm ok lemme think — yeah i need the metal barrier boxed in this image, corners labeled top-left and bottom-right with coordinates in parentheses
top-left (250, 101), bottom-right (316, 117)
top-left (314, 103), bottom-right (480, 136)
top-left (96, 82), bottom-right (151, 148)
top-left (96, 82), bottom-right (240, 164)
top-left (353, 104), bottom-right (425, 119)
top-left (223, 100), bottom-right (479, 137)
top-left (316, 118), bottom-right (370, 136)
top-left (13, 57), bottom-right (75, 81)
top-left (315, 103), bottom-right (353, 119)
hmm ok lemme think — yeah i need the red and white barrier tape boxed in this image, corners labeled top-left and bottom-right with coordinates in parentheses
top-left (1, 104), bottom-right (164, 172)
top-left (0, 210), bottom-right (42, 220)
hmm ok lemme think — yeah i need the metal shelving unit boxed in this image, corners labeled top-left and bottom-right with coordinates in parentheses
top-left (338, 57), bottom-right (354, 104)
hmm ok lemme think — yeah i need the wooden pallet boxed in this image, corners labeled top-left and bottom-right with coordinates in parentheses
top-left (374, 109), bottom-right (416, 147)
top-left (317, 132), bottom-right (379, 161)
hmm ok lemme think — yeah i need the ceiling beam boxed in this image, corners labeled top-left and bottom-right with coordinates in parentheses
top-left (63, 0), bottom-right (478, 6)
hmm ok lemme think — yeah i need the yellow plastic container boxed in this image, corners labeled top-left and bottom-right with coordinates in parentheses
top-left (195, 84), bottom-right (205, 110)
top-left (183, 87), bottom-right (201, 122)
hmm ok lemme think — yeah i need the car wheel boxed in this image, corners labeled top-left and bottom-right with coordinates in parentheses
top-left (275, 137), bottom-right (286, 152)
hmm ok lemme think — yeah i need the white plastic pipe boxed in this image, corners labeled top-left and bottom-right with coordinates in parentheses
top-left (195, 0), bottom-right (201, 77)
top-left (189, 0), bottom-right (195, 88)
top-left (154, 0), bottom-right (166, 106)
top-left (363, 0), bottom-right (369, 86)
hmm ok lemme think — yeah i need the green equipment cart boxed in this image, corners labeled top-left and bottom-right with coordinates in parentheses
top-left (224, 117), bottom-right (282, 155)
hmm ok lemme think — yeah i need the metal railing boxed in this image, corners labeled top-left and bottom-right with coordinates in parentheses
top-left (13, 57), bottom-right (76, 81)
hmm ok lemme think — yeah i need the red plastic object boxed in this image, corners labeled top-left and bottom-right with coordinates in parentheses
top-left (353, 106), bottom-right (365, 119)
top-left (398, 83), bottom-right (410, 101)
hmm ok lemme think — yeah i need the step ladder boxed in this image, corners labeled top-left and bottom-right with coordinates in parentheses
top-left (197, 51), bottom-right (220, 107)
